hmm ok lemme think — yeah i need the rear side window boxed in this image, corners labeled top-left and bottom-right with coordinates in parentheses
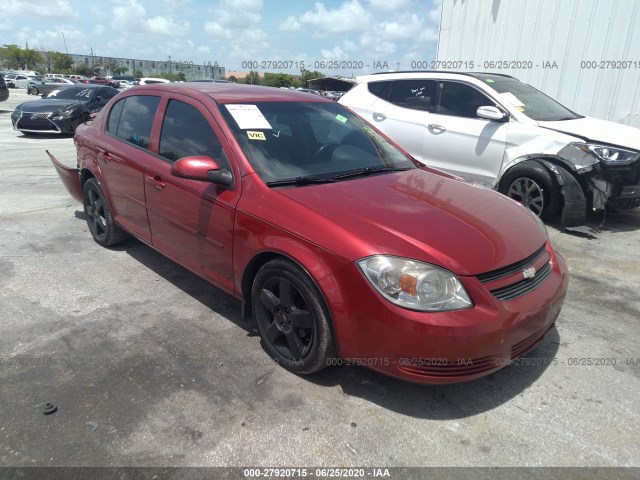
top-left (387, 80), bottom-right (436, 112)
top-left (159, 100), bottom-right (224, 163)
top-left (367, 81), bottom-right (393, 100)
top-left (437, 81), bottom-right (493, 118)
top-left (106, 95), bottom-right (160, 149)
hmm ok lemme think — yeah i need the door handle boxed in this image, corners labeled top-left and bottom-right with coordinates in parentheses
top-left (372, 112), bottom-right (387, 122)
top-left (146, 175), bottom-right (165, 191)
top-left (97, 149), bottom-right (112, 162)
top-left (428, 124), bottom-right (446, 134)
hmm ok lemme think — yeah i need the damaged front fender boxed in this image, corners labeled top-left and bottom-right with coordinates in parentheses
top-left (537, 160), bottom-right (587, 227)
top-left (46, 150), bottom-right (83, 203)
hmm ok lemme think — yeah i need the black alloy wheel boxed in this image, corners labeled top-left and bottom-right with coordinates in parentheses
top-left (251, 259), bottom-right (335, 374)
top-left (83, 178), bottom-right (128, 246)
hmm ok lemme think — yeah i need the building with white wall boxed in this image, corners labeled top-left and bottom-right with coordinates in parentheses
top-left (437, 0), bottom-right (640, 126)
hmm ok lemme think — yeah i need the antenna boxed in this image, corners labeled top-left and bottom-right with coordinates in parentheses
top-left (61, 32), bottom-right (69, 55)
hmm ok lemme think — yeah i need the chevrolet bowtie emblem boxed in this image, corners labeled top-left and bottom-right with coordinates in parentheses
top-left (523, 267), bottom-right (537, 279)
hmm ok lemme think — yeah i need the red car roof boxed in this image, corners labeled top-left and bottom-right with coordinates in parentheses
top-left (131, 82), bottom-right (333, 104)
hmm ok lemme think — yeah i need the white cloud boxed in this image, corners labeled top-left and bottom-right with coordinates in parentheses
top-left (429, 0), bottom-right (443, 24)
top-left (203, 0), bottom-right (269, 60)
top-left (198, 45), bottom-right (211, 55)
top-left (145, 16), bottom-right (190, 35)
top-left (279, 16), bottom-right (302, 32)
top-left (321, 46), bottom-right (349, 61)
top-left (417, 27), bottom-right (439, 43)
top-left (343, 40), bottom-right (358, 51)
top-left (299, 0), bottom-right (373, 33)
top-left (94, 24), bottom-right (106, 35)
top-left (111, 0), bottom-right (189, 36)
top-left (360, 32), bottom-right (397, 56)
top-left (377, 14), bottom-right (424, 41)
top-left (3, 0), bottom-right (77, 19)
top-left (366, 0), bottom-right (411, 12)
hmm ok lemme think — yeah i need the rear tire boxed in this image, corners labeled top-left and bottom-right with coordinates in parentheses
top-left (499, 161), bottom-right (560, 220)
top-left (83, 178), bottom-right (128, 247)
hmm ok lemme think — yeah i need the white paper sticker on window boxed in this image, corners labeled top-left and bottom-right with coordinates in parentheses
top-left (498, 92), bottom-right (525, 108)
top-left (225, 104), bottom-right (272, 130)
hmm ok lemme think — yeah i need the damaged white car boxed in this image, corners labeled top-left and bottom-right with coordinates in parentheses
top-left (339, 72), bottom-right (640, 226)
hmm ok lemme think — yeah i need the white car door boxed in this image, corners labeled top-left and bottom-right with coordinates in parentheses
top-left (367, 79), bottom-right (435, 164)
top-left (423, 81), bottom-right (509, 186)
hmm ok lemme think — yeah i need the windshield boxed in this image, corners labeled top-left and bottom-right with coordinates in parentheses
top-left (46, 87), bottom-right (94, 101)
top-left (488, 79), bottom-right (582, 121)
top-left (221, 101), bottom-right (415, 184)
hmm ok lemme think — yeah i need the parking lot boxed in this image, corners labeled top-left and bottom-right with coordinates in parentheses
top-left (0, 88), bottom-right (639, 469)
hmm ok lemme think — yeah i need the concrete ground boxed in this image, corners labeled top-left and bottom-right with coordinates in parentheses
top-left (0, 88), bottom-right (639, 469)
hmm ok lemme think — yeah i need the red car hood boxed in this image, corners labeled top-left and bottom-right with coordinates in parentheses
top-left (276, 169), bottom-right (547, 276)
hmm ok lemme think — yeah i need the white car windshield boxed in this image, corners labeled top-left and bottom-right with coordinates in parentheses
top-left (486, 78), bottom-right (582, 122)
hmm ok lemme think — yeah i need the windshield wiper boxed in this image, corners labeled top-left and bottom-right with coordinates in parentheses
top-left (334, 165), bottom-right (412, 180)
top-left (266, 176), bottom-right (337, 187)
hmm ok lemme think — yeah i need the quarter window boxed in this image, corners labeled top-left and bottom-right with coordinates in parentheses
top-left (159, 100), bottom-right (224, 163)
top-left (367, 80), bottom-right (393, 101)
top-left (437, 82), bottom-right (493, 118)
top-left (107, 95), bottom-right (160, 149)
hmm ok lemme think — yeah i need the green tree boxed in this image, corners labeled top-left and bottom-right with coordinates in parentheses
top-left (227, 75), bottom-right (238, 83)
top-left (243, 70), bottom-right (261, 85)
top-left (0, 44), bottom-right (43, 71)
top-left (20, 48), bottom-right (43, 71)
top-left (0, 44), bottom-right (24, 69)
top-left (263, 73), bottom-right (293, 88)
top-left (73, 63), bottom-right (94, 76)
top-left (134, 69), bottom-right (143, 78)
top-left (300, 67), bottom-right (324, 86)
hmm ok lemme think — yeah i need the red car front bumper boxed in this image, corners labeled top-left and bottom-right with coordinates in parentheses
top-left (320, 243), bottom-right (568, 384)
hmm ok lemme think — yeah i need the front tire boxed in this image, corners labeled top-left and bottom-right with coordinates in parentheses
top-left (251, 259), bottom-right (335, 374)
top-left (499, 161), bottom-right (560, 220)
top-left (83, 178), bottom-right (128, 247)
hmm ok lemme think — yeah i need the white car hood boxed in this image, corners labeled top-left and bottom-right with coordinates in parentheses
top-left (539, 117), bottom-right (640, 151)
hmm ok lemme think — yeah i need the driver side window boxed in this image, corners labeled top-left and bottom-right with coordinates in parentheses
top-left (437, 81), bottom-right (494, 118)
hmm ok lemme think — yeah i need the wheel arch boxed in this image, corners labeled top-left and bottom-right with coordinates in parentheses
top-left (499, 156), bottom-right (587, 226)
top-left (240, 249), bottom-right (341, 352)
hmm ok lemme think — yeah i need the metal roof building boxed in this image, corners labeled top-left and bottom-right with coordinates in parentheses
top-left (437, 0), bottom-right (640, 126)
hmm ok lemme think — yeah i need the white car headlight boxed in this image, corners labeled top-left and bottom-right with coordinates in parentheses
top-left (579, 143), bottom-right (640, 166)
top-left (357, 256), bottom-right (473, 312)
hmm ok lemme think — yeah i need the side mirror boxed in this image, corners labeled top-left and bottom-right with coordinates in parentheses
top-left (477, 106), bottom-right (508, 121)
top-left (170, 156), bottom-right (234, 188)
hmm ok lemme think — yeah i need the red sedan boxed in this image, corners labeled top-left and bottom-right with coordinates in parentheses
top-left (48, 83), bottom-right (568, 384)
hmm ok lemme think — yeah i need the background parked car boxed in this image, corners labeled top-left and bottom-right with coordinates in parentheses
top-left (10, 74), bottom-right (39, 89)
top-left (27, 77), bottom-right (76, 96)
top-left (340, 71), bottom-right (640, 225)
top-left (90, 76), bottom-right (118, 87)
top-left (0, 74), bottom-right (9, 102)
top-left (3, 74), bottom-right (16, 88)
top-left (11, 84), bottom-right (119, 134)
top-left (138, 77), bottom-right (172, 85)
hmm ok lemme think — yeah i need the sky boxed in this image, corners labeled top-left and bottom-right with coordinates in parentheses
top-left (0, 0), bottom-right (442, 76)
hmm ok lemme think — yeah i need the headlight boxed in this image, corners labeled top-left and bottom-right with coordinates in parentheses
top-left (578, 143), bottom-right (640, 166)
top-left (51, 109), bottom-right (75, 120)
top-left (357, 256), bottom-right (473, 312)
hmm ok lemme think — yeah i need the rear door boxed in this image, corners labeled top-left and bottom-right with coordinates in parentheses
top-left (368, 79), bottom-right (436, 164)
top-left (143, 94), bottom-right (241, 294)
top-left (101, 94), bottom-right (161, 243)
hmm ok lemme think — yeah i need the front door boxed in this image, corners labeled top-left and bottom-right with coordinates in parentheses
top-left (144, 96), bottom-right (240, 294)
